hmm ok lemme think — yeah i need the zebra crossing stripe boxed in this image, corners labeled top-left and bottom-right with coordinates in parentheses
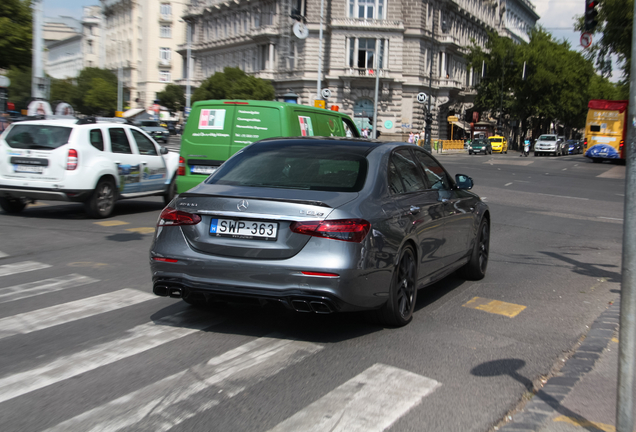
top-left (267, 363), bottom-right (441, 432)
top-left (0, 261), bottom-right (51, 277)
top-left (0, 251), bottom-right (7, 258)
top-left (0, 289), bottom-right (155, 340)
top-left (0, 310), bottom-right (223, 404)
top-left (0, 274), bottom-right (98, 304)
top-left (43, 337), bottom-right (323, 432)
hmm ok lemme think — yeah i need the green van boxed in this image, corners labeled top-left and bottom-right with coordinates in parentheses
top-left (176, 100), bottom-right (361, 193)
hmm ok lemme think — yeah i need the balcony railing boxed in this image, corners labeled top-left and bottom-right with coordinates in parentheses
top-left (345, 67), bottom-right (389, 78)
top-left (158, 58), bottom-right (172, 68)
top-left (159, 13), bottom-right (172, 23)
top-left (331, 18), bottom-right (403, 30)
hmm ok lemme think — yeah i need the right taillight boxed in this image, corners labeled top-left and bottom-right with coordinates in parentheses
top-left (178, 156), bottom-right (185, 176)
top-left (157, 207), bottom-right (201, 226)
top-left (66, 149), bottom-right (78, 170)
top-left (290, 219), bottom-right (370, 243)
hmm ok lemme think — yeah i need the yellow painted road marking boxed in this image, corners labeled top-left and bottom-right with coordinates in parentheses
top-left (554, 415), bottom-right (614, 431)
top-left (126, 227), bottom-right (156, 234)
top-left (462, 297), bottom-right (526, 318)
top-left (94, 220), bottom-right (129, 227)
top-left (612, 337), bottom-right (619, 343)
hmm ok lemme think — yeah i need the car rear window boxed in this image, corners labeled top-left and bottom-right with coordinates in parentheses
top-left (4, 125), bottom-right (73, 150)
top-left (206, 142), bottom-right (368, 192)
top-left (489, 138), bottom-right (502, 142)
top-left (539, 135), bottom-right (556, 141)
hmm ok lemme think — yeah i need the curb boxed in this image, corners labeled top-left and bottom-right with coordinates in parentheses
top-left (497, 300), bottom-right (620, 431)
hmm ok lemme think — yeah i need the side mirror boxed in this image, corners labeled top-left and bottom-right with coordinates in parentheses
top-left (160, 147), bottom-right (169, 155)
top-left (455, 174), bottom-right (473, 190)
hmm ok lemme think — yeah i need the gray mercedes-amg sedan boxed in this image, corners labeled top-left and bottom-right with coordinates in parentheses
top-left (150, 137), bottom-right (490, 327)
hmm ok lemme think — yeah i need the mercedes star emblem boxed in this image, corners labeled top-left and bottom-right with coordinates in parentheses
top-left (237, 200), bottom-right (249, 211)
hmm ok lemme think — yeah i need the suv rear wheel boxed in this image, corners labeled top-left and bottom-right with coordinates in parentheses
top-left (85, 179), bottom-right (116, 218)
top-left (0, 197), bottom-right (27, 214)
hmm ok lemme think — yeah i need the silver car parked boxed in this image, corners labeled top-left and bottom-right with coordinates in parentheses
top-left (150, 137), bottom-right (490, 327)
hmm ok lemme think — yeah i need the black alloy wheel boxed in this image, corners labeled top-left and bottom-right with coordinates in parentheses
top-left (85, 179), bottom-right (116, 218)
top-left (376, 245), bottom-right (418, 327)
top-left (459, 218), bottom-right (490, 280)
top-left (0, 197), bottom-right (27, 214)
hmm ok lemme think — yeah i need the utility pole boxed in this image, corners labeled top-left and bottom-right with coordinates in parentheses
top-left (423, 7), bottom-right (436, 152)
top-left (31, 0), bottom-right (45, 100)
top-left (615, 0), bottom-right (636, 429)
top-left (372, 43), bottom-right (379, 139)
top-left (316, 0), bottom-right (325, 102)
top-left (186, 19), bottom-right (192, 116)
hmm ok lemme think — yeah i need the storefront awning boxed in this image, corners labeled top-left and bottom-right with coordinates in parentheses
top-left (453, 120), bottom-right (471, 131)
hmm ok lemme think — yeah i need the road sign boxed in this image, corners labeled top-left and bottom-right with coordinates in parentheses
top-left (321, 88), bottom-right (331, 99)
top-left (447, 116), bottom-right (459, 123)
top-left (0, 76), bottom-right (10, 88)
top-left (314, 99), bottom-right (326, 109)
top-left (580, 32), bottom-right (593, 48)
top-left (416, 92), bottom-right (428, 104)
top-left (115, 111), bottom-right (124, 118)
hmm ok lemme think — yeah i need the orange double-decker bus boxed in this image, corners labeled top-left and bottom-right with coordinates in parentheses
top-left (584, 99), bottom-right (628, 162)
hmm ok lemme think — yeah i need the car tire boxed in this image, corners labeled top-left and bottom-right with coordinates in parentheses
top-left (0, 197), bottom-right (27, 214)
top-left (376, 245), bottom-right (418, 327)
top-left (164, 175), bottom-right (177, 206)
top-left (458, 218), bottom-right (490, 281)
top-left (85, 178), bottom-right (116, 218)
top-left (469, 151), bottom-right (473, 155)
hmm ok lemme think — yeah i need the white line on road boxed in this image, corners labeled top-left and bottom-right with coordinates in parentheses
top-left (562, 168), bottom-right (567, 171)
top-left (599, 216), bottom-right (623, 221)
top-left (616, 193), bottom-right (625, 197)
top-left (597, 166), bottom-right (626, 179)
top-left (0, 261), bottom-right (51, 277)
top-left (0, 251), bottom-right (7, 258)
top-left (43, 337), bottom-right (323, 432)
top-left (0, 274), bottom-right (98, 304)
top-left (505, 182), bottom-right (513, 186)
top-left (536, 193), bottom-right (589, 200)
top-left (0, 311), bottom-right (223, 404)
top-left (529, 211), bottom-right (623, 224)
top-left (0, 289), bottom-right (155, 340)
top-left (267, 364), bottom-right (441, 432)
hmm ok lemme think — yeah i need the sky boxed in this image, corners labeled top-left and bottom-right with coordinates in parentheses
top-left (41, 0), bottom-right (611, 77)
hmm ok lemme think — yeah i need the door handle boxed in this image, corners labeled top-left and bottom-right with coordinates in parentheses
top-left (409, 205), bottom-right (420, 214)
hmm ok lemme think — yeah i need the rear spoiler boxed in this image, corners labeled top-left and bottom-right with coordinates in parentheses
top-left (178, 192), bottom-right (331, 208)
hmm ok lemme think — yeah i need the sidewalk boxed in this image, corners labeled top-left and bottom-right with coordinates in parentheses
top-left (497, 300), bottom-right (622, 432)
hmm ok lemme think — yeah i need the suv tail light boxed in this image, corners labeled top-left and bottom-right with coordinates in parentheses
top-left (290, 219), bottom-right (370, 243)
top-left (157, 207), bottom-right (201, 226)
top-left (178, 156), bottom-right (186, 176)
top-left (620, 139), bottom-right (625, 148)
top-left (66, 149), bottom-right (78, 170)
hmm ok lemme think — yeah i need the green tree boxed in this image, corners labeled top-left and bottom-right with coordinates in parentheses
top-left (0, 0), bottom-right (32, 69)
top-left (50, 78), bottom-right (80, 107)
top-left (83, 77), bottom-right (117, 115)
top-left (74, 68), bottom-right (119, 114)
top-left (5, 66), bottom-right (32, 111)
top-left (192, 67), bottom-right (275, 102)
top-left (157, 84), bottom-right (185, 112)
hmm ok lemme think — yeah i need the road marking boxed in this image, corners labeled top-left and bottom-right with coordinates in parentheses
top-left (125, 227), bottom-right (156, 234)
top-left (597, 166), bottom-right (626, 179)
top-left (0, 261), bottom-right (51, 277)
top-left (0, 289), bottom-right (155, 340)
top-left (599, 216), bottom-right (623, 221)
top-left (0, 251), bottom-right (7, 258)
top-left (553, 415), bottom-right (614, 431)
top-left (562, 168), bottom-right (567, 171)
top-left (612, 337), bottom-right (619, 343)
top-left (462, 297), bottom-right (526, 318)
top-left (268, 364), bottom-right (440, 432)
top-left (94, 220), bottom-right (130, 227)
top-left (68, 262), bottom-right (109, 269)
top-left (529, 211), bottom-right (623, 224)
top-left (0, 274), bottom-right (98, 304)
top-left (0, 311), bottom-right (224, 404)
top-left (43, 337), bottom-right (323, 432)
top-left (536, 193), bottom-right (589, 200)
top-left (505, 182), bottom-right (513, 186)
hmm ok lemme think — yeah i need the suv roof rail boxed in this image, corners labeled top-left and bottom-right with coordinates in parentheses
top-left (76, 117), bottom-right (97, 125)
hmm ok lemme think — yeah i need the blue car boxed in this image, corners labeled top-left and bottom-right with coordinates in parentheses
top-left (565, 140), bottom-right (582, 155)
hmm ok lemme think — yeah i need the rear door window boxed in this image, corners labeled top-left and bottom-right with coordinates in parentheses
top-left (414, 151), bottom-right (451, 190)
top-left (108, 128), bottom-right (133, 154)
top-left (388, 149), bottom-right (427, 194)
top-left (90, 129), bottom-right (104, 151)
top-left (4, 125), bottom-right (72, 150)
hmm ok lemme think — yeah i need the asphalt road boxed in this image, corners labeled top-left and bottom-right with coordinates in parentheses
top-left (0, 151), bottom-right (624, 432)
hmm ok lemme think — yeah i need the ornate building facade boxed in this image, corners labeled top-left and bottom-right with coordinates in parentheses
top-left (501, 0), bottom-right (539, 44)
top-left (181, 0), bottom-right (537, 139)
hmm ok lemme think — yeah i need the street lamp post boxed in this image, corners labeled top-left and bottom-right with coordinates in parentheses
top-left (186, 19), bottom-right (191, 115)
top-left (424, 9), bottom-right (436, 152)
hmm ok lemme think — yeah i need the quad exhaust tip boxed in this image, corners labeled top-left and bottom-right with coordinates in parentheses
top-left (153, 284), bottom-right (183, 298)
top-left (291, 299), bottom-right (333, 314)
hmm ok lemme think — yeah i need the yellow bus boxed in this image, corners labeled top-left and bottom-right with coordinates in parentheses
top-left (584, 99), bottom-right (628, 162)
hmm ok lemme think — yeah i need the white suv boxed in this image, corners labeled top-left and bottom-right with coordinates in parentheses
top-left (0, 118), bottom-right (179, 218)
top-left (534, 134), bottom-right (559, 157)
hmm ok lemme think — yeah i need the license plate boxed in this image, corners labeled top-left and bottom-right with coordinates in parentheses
top-left (14, 164), bottom-right (44, 174)
top-left (191, 165), bottom-right (218, 175)
top-left (210, 219), bottom-right (278, 240)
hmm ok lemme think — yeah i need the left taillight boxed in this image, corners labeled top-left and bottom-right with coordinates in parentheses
top-left (178, 156), bottom-right (186, 176)
top-left (290, 219), bottom-right (370, 243)
top-left (157, 207), bottom-right (202, 226)
top-left (66, 149), bottom-right (78, 170)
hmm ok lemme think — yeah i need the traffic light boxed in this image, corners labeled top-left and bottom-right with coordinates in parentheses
top-left (584, 0), bottom-right (599, 32)
top-left (426, 113), bottom-right (433, 124)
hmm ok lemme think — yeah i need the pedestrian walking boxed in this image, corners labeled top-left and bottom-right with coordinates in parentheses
top-left (408, 132), bottom-right (414, 144)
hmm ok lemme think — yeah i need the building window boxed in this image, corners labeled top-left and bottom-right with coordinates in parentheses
top-left (160, 3), bottom-right (172, 16)
top-left (349, 0), bottom-right (384, 19)
top-left (159, 71), bottom-right (171, 82)
top-left (88, 40), bottom-right (93, 54)
top-left (160, 25), bottom-right (171, 38)
top-left (160, 47), bottom-right (171, 60)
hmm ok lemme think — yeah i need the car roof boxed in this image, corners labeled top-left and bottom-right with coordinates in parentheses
top-left (251, 136), bottom-right (421, 156)
top-left (9, 119), bottom-right (137, 127)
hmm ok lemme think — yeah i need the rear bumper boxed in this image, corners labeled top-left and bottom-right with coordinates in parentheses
top-left (0, 185), bottom-right (92, 202)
